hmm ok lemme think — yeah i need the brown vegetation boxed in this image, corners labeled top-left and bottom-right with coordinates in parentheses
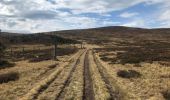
top-left (117, 70), bottom-right (141, 78)
top-left (96, 40), bottom-right (170, 64)
top-left (162, 90), bottom-right (170, 100)
top-left (0, 72), bottom-right (19, 84)
top-left (0, 60), bottom-right (15, 69)
top-left (0, 26), bottom-right (170, 99)
top-left (48, 63), bottom-right (58, 69)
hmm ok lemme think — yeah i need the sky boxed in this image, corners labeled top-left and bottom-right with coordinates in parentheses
top-left (0, 0), bottom-right (170, 33)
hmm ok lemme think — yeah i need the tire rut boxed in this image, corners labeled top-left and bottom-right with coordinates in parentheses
top-left (21, 50), bottom-right (84, 100)
top-left (92, 50), bottom-right (124, 100)
top-left (55, 50), bottom-right (86, 100)
top-left (83, 50), bottom-right (95, 100)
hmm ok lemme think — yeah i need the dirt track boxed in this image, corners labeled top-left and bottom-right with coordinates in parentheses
top-left (83, 50), bottom-right (95, 100)
top-left (20, 49), bottom-right (124, 100)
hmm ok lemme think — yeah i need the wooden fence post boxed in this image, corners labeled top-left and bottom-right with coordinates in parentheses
top-left (53, 43), bottom-right (57, 60)
top-left (22, 47), bottom-right (25, 56)
top-left (10, 48), bottom-right (13, 55)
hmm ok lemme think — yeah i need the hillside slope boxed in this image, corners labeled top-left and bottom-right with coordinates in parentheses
top-left (43, 26), bottom-right (170, 44)
top-left (0, 33), bottom-right (79, 45)
top-left (1, 26), bottom-right (170, 45)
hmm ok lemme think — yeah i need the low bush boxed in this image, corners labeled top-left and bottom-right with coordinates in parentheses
top-left (134, 64), bottom-right (142, 67)
top-left (117, 70), bottom-right (141, 78)
top-left (100, 57), bottom-right (113, 62)
top-left (48, 64), bottom-right (58, 69)
top-left (161, 75), bottom-right (170, 78)
top-left (29, 54), bottom-right (51, 62)
top-left (162, 90), bottom-right (170, 100)
top-left (0, 72), bottom-right (19, 84)
top-left (159, 62), bottom-right (170, 67)
top-left (97, 40), bottom-right (170, 64)
top-left (0, 60), bottom-right (15, 69)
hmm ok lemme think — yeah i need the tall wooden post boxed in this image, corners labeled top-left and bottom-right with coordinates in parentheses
top-left (11, 48), bottom-right (13, 55)
top-left (54, 43), bottom-right (57, 60)
top-left (22, 47), bottom-right (25, 56)
top-left (81, 42), bottom-right (84, 49)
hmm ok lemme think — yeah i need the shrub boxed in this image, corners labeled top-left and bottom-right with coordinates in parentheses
top-left (0, 42), bottom-right (6, 60)
top-left (159, 62), bottom-right (170, 67)
top-left (0, 72), bottom-right (19, 84)
top-left (29, 54), bottom-right (51, 62)
top-left (134, 64), bottom-right (142, 67)
top-left (162, 90), bottom-right (170, 100)
top-left (117, 70), bottom-right (141, 78)
top-left (48, 64), bottom-right (58, 69)
top-left (0, 60), bottom-right (15, 69)
top-left (100, 57), bottom-right (113, 62)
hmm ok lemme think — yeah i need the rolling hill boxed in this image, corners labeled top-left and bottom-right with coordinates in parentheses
top-left (1, 26), bottom-right (170, 45)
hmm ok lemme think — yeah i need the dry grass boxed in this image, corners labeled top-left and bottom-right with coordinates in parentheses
top-left (96, 51), bottom-right (170, 99)
top-left (94, 39), bottom-right (170, 99)
top-left (59, 50), bottom-right (85, 100)
top-left (6, 44), bottom-right (52, 52)
top-left (89, 51), bottom-right (110, 100)
top-left (93, 51), bottom-right (130, 100)
top-left (37, 50), bottom-right (84, 100)
top-left (21, 50), bottom-right (82, 100)
top-left (0, 60), bottom-right (58, 100)
top-left (5, 44), bottom-right (78, 62)
top-left (37, 64), bottom-right (71, 100)
top-left (0, 49), bottom-right (80, 100)
top-left (21, 63), bottom-right (68, 100)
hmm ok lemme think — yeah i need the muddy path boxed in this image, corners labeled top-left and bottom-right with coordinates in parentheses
top-left (83, 50), bottom-right (95, 100)
top-left (55, 50), bottom-right (86, 100)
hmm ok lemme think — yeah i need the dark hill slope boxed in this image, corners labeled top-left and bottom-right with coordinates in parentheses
top-left (43, 26), bottom-right (170, 43)
top-left (0, 33), bottom-right (79, 45)
top-left (1, 26), bottom-right (170, 45)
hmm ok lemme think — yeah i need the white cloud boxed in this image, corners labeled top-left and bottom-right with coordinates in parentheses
top-left (159, 10), bottom-right (170, 21)
top-left (153, 1), bottom-right (170, 28)
top-left (158, 10), bottom-right (170, 27)
top-left (122, 19), bottom-right (146, 27)
top-left (120, 12), bottom-right (138, 18)
top-left (54, 0), bottom-right (149, 14)
top-left (0, 0), bottom-right (170, 32)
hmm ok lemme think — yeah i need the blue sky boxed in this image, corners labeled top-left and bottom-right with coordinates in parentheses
top-left (0, 0), bottom-right (170, 33)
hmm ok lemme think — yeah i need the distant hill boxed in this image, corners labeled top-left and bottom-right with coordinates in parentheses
top-left (0, 32), bottom-right (79, 45)
top-left (1, 26), bottom-right (170, 45)
top-left (41, 26), bottom-right (170, 43)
